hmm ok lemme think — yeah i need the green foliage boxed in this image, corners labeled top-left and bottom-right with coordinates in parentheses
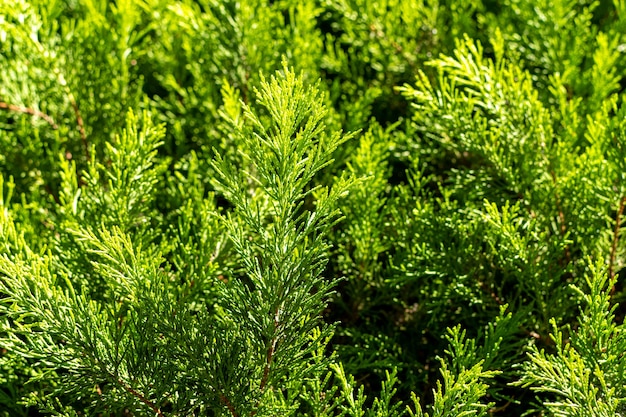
top-left (516, 262), bottom-right (626, 416)
top-left (3, 0), bottom-right (626, 416)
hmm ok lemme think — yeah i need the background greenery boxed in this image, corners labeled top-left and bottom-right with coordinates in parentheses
top-left (2, 0), bottom-right (626, 415)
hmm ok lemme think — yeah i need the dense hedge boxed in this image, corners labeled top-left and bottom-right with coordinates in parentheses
top-left (2, 1), bottom-right (626, 416)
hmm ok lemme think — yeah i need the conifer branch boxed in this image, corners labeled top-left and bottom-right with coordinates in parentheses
top-left (251, 308), bottom-right (280, 416)
top-left (550, 170), bottom-right (571, 266)
top-left (114, 376), bottom-right (164, 417)
top-left (477, 280), bottom-right (504, 306)
top-left (488, 400), bottom-right (511, 413)
top-left (609, 195), bottom-right (625, 286)
top-left (4, 3), bottom-right (626, 416)
top-left (66, 89), bottom-right (89, 161)
top-left (0, 100), bottom-right (58, 129)
top-left (260, 342), bottom-right (274, 393)
top-left (44, 184), bottom-right (61, 205)
top-left (219, 392), bottom-right (239, 417)
top-left (368, 23), bottom-right (404, 55)
top-left (478, 280), bottom-right (549, 343)
top-left (260, 307), bottom-right (280, 392)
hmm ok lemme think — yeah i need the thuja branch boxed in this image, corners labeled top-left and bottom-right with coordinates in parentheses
top-left (609, 195), bottom-right (625, 285)
top-left (0, 100), bottom-right (59, 129)
top-left (251, 307), bottom-right (280, 416)
top-left (114, 375), bottom-right (164, 417)
top-left (477, 279), bottom-right (504, 306)
top-left (56, 72), bottom-right (89, 160)
top-left (66, 88), bottom-right (89, 161)
top-left (478, 280), bottom-right (548, 343)
top-left (260, 342), bottom-right (275, 393)
top-left (550, 170), bottom-right (571, 266)
top-left (219, 392), bottom-right (239, 417)
top-left (260, 307), bottom-right (280, 392)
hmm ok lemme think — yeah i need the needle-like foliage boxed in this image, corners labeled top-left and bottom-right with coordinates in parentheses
top-left (4, 1), bottom-right (626, 416)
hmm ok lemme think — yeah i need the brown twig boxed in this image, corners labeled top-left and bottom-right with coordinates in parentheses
top-left (477, 280), bottom-right (504, 306)
top-left (0, 100), bottom-right (58, 129)
top-left (609, 195), bottom-right (626, 289)
top-left (489, 400), bottom-right (512, 414)
top-left (250, 308), bottom-right (280, 416)
top-left (66, 89), bottom-right (89, 161)
top-left (219, 393), bottom-right (239, 417)
top-left (115, 376), bottom-right (164, 417)
top-left (44, 184), bottom-right (61, 205)
top-left (260, 342), bottom-right (275, 393)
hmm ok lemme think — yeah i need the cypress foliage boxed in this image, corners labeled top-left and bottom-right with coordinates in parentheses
top-left (2, 0), bottom-right (626, 416)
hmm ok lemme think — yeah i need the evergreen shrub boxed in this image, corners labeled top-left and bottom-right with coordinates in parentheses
top-left (2, 0), bottom-right (626, 416)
